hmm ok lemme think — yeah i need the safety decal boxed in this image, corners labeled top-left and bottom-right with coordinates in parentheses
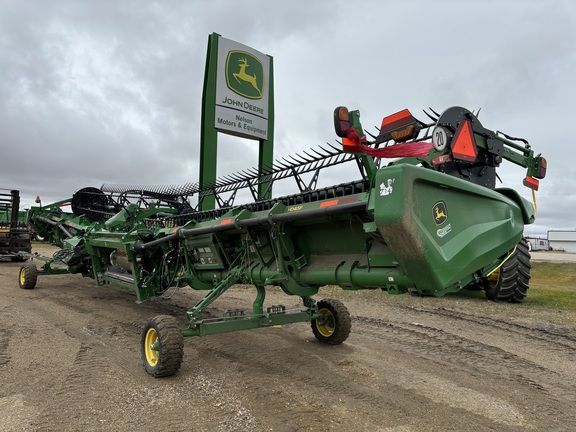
top-left (379, 178), bottom-right (395, 196)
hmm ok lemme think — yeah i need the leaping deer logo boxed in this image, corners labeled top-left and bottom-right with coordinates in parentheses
top-left (233, 57), bottom-right (262, 97)
top-left (435, 207), bottom-right (447, 221)
top-left (433, 202), bottom-right (448, 226)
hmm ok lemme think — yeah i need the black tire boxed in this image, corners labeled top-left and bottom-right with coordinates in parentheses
top-left (141, 315), bottom-right (184, 377)
top-left (311, 299), bottom-right (352, 345)
top-left (19, 263), bottom-right (38, 289)
top-left (484, 238), bottom-right (531, 303)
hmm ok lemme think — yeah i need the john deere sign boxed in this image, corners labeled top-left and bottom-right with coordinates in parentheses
top-left (200, 33), bottom-right (275, 210)
top-left (215, 37), bottom-right (270, 140)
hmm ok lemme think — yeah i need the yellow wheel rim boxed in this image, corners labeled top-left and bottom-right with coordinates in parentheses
top-left (144, 328), bottom-right (159, 367)
top-left (19, 268), bottom-right (26, 286)
top-left (316, 308), bottom-right (335, 337)
top-left (487, 268), bottom-right (501, 290)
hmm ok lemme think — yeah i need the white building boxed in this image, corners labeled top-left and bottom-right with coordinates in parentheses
top-left (525, 236), bottom-right (550, 251)
top-left (548, 230), bottom-right (576, 253)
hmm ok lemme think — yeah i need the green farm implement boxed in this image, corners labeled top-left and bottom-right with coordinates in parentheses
top-left (19, 106), bottom-right (547, 376)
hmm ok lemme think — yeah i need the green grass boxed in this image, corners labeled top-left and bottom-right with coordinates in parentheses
top-left (528, 262), bottom-right (576, 309)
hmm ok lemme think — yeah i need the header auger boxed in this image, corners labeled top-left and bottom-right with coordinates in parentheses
top-left (19, 105), bottom-right (546, 377)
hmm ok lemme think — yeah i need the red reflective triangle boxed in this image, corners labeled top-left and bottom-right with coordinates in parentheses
top-left (451, 119), bottom-right (478, 162)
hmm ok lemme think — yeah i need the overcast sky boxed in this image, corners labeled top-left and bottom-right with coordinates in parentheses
top-left (1, 0), bottom-right (574, 236)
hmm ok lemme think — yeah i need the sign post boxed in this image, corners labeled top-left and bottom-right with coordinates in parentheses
top-left (199, 33), bottom-right (274, 210)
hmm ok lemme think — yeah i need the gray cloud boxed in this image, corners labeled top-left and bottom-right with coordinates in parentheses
top-left (0, 0), bottom-right (573, 237)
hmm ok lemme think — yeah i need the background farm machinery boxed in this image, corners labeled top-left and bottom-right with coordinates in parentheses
top-left (0, 189), bottom-right (31, 261)
top-left (19, 106), bottom-right (546, 376)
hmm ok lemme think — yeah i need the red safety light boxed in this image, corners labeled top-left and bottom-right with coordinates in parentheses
top-left (380, 109), bottom-right (420, 142)
top-left (342, 137), bottom-right (360, 153)
top-left (334, 106), bottom-right (352, 138)
top-left (380, 109), bottom-right (413, 132)
top-left (451, 119), bottom-right (478, 162)
top-left (523, 176), bottom-right (540, 191)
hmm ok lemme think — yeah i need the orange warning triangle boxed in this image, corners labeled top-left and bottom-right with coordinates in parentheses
top-left (451, 119), bottom-right (478, 162)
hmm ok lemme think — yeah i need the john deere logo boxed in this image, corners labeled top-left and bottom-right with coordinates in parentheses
top-left (225, 51), bottom-right (264, 99)
top-left (432, 201), bottom-right (448, 226)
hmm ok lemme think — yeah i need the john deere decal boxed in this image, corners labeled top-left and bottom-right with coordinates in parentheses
top-left (432, 201), bottom-right (448, 226)
top-left (225, 51), bottom-right (264, 99)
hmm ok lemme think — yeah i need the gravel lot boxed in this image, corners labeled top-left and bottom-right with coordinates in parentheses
top-left (1, 246), bottom-right (575, 431)
top-left (531, 250), bottom-right (576, 262)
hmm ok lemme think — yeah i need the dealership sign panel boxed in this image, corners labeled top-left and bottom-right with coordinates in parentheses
top-left (215, 37), bottom-right (270, 140)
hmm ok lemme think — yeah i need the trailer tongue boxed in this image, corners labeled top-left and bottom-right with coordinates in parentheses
top-left (19, 106), bottom-right (546, 376)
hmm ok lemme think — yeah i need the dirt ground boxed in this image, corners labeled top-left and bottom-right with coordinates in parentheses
top-left (1, 246), bottom-right (576, 432)
top-left (531, 250), bottom-right (576, 263)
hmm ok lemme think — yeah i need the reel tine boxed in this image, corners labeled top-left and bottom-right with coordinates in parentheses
top-left (288, 155), bottom-right (303, 165)
top-left (275, 160), bottom-right (291, 169)
top-left (327, 142), bottom-right (342, 152)
top-left (365, 130), bottom-right (377, 139)
top-left (423, 109), bottom-right (437, 122)
top-left (302, 150), bottom-right (317, 161)
top-left (310, 148), bottom-right (325, 158)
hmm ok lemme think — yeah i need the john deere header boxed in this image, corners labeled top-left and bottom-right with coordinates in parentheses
top-left (19, 100), bottom-right (547, 378)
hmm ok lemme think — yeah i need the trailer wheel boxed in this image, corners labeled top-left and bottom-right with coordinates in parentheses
top-left (19, 263), bottom-right (37, 289)
top-left (141, 315), bottom-right (184, 377)
top-left (484, 238), bottom-right (531, 303)
top-left (311, 299), bottom-right (351, 345)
